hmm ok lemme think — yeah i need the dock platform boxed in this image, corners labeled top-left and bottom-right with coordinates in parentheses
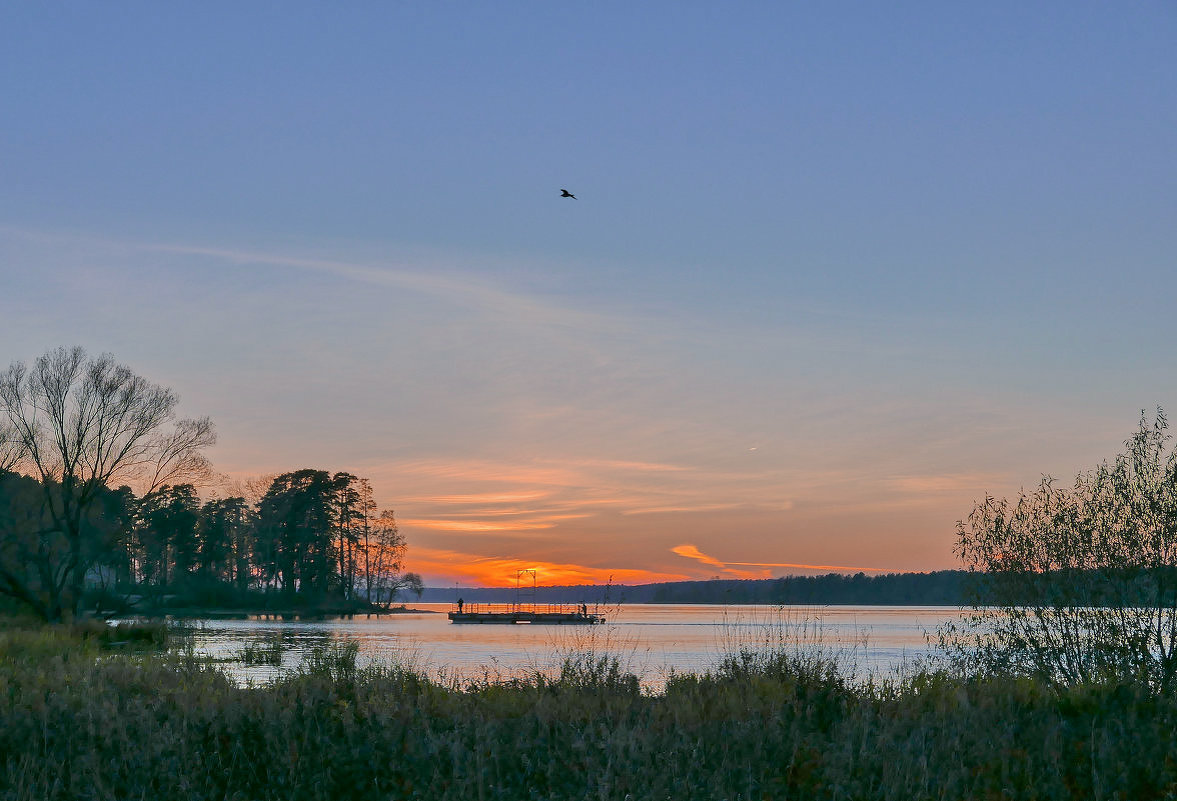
top-left (448, 603), bottom-right (603, 624)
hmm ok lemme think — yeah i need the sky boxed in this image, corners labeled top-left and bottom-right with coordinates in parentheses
top-left (2, 3), bottom-right (1175, 587)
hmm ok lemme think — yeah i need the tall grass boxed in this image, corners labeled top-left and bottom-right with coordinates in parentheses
top-left (234, 631), bottom-right (289, 667)
top-left (1, 622), bottom-right (1175, 800)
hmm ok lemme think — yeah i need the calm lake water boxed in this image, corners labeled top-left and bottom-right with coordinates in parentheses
top-left (182, 604), bottom-right (969, 689)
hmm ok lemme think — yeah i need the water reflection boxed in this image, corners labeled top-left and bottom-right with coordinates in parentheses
top-left (180, 603), bottom-right (969, 689)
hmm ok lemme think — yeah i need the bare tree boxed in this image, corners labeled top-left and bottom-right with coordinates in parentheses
top-left (945, 409), bottom-right (1177, 691)
top-left (0, 418), bottom-right (20, 473)
top-left (0, 346), bottom-right (215, 621)
top-left (364, 509), bottom-right (420, 607)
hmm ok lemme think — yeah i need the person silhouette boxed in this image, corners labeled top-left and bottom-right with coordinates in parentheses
top-left (457, 597), bottom-right (464, 613)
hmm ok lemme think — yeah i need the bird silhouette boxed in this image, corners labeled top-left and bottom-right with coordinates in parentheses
top-left (560, 189), bottom-right (577, 199)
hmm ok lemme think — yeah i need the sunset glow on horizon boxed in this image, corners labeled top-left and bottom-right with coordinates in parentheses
top-left (405, 545), bottom-right (691, 588)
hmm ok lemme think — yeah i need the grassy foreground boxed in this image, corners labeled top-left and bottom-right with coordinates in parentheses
top-left (1, 626), bottom-right (1176, 800)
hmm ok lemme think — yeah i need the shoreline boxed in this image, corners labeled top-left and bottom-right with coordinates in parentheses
top-left (107, 605), bottom-right (440, 621)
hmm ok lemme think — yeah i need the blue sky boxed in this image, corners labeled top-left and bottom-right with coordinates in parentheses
top-left (2, 3), bottom-right (1175, 584)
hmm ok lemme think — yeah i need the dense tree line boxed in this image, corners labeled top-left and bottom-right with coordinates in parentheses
top-left (0, 346), bottom-right (419, 620)
top-left (651, 571), bottom-right (972, 605)
top-left (419, 571), bottom-right (974, 606)
top-left (1, 467), bottom-right (422, 616)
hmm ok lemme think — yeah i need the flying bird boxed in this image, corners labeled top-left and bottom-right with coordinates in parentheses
top-left (560, 189), bottom-right (577, 199)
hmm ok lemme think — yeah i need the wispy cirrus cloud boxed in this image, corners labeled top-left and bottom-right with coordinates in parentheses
top-left (371, 455), bottom-right (803, 551)
top-left (136, 240), bottom-right (627, 337)
top-left (624, 502), bottom-right (758, 516)
top-left (409, 490), bottom-right (552, 505)
top-left (882, 473), bottom-right (1002, 495)
top-left (400, 513), bottom-right (590, 533)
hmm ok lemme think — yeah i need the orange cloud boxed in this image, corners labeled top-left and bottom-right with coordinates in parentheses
top-left (670, 544), bottom-right (764, 579)
top-left (726, 560), bottom-right (889, 572)
top-left (369, 456), bottom-right (805, 532)
top-left (672, 543), bottom-right (889, 576)
top-left (401, 512), bottom-right (590, 533)
top-left (625, 502), bottom-right (745, 515)
top-left (400, 519), bottom-right (557, 532)
top-left (883, 473), bottom-right (1000, 494)
top-left (558, 458), bottom-right (691, 473)
top-left (391, 459), bottom-right (589, 486)
top-left (407, 490), bottom-right (552, 505)
top-left (671, 544), bottom-right (726, 569)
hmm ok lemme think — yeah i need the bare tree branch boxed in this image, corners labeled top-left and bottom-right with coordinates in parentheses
top-left (0, 346), bottom-right (215, 621)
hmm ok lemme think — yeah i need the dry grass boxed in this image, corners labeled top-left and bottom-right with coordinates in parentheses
top-left (1, 622), bottom-right (1175, 800)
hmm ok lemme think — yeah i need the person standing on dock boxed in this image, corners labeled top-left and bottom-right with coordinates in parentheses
top-left (457, 597), bottom-right (464, 613)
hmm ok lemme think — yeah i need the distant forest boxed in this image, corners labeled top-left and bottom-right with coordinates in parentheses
top-left (0, 468), bottom-right (422, 618)
top-left (421, 570), bottom-right (973, 606)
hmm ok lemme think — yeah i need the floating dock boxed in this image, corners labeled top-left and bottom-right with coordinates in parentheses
top-left (448, 603), bottom-right (603, 625)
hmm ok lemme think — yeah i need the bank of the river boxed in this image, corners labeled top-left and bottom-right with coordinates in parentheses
top-left (1, 621), bottom-right (1174, 800)
top-left (143, 606), bottom-right (437, 616)
top-left (119, 603), bottom-right (438, 620)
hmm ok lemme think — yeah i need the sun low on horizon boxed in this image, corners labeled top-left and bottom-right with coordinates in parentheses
top-left (2, 4), bottom-right (1174, 589)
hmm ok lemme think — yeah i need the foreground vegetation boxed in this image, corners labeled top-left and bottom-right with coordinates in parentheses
top-left (2, 623), bottom-right (1176, 801)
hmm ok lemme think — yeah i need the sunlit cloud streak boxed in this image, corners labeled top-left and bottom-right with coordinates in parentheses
top-left (672, 544), bottom-right (888, 577)
top-left (400, 513), bottom-right (590, 533)
top-left (411, 491), bottom-right (551, 505)
top-left (883, 473), bottom-right (1003, 494)
top-left (725, 561), bottom-right (889, 572)
top-left (669, 544), bottom-right (765, 579)
top-left (623, 502), bottom-right (776, 515)
top-left (671, 545), bottom-right (726, 569)
top-left (376, 456), bottom-right (806, 550)
top-left (393, 458), bottom-right (694, 487)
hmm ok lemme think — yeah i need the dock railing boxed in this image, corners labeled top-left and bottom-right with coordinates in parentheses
top-left (450, 602), bottom-right (594, 616)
